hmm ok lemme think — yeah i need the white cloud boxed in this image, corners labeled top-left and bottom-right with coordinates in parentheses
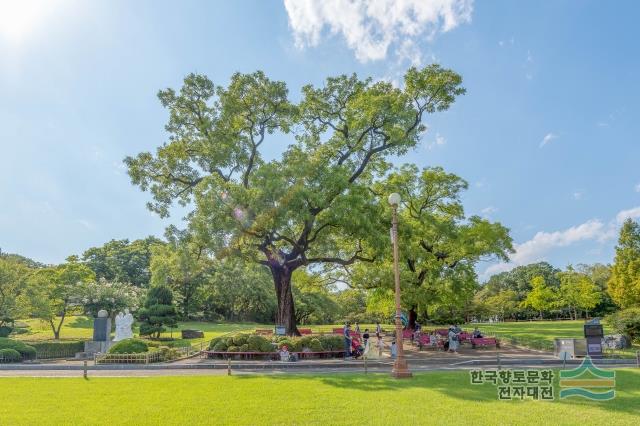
top-left (635, 183), bottom-right (640, 193)
top-left (426, 132), bottom-right (446, 150)
top-left (480, 206), bottom-right (497, 217)
top-left (616, 206), bottom-right (640, 224)
top-left (283, 0), bottom-right (474, 63)
top-left (539, 132), bottom-right (558, 148)
top-left (572, 190), bottom-right (585, 200)
top-left (481, 206), bottom-right (640, 280)
top-left (78, 219), bottom-right (94, 230)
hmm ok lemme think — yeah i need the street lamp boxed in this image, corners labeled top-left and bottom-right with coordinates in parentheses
top-left (388, 192), bottom-right (412, 378)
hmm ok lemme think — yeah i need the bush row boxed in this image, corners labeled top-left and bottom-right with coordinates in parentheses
top-left (0, 338), bottom-right (36, 360)
top-left (208, 333), bottom-right (344, 353)
top-left (28, 341), bottom-right (85, 359)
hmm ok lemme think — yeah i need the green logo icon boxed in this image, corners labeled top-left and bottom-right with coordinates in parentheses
top-left (559, 356), bottom-right (615, 400)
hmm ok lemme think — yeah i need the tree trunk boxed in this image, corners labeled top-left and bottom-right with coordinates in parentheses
top-left (408, 307), bottom-right (418, 330)
top-left (270, 265), bottom-right (299, 336)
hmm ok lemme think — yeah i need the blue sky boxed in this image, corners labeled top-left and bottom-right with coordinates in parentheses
top-left (1, 0), bottom-right (639, 279)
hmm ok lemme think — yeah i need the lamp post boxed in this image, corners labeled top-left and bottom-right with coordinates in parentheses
top-left (388, 192), bottom-right (412, 378)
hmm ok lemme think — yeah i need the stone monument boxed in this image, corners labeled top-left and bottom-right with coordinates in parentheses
top-left (76, 309), bottom-right (113, 358)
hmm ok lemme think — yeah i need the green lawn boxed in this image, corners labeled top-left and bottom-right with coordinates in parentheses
top-left (1, 371), bottom-right (639, 425)
top-left (12, 317), bottom-right (390, 344)
top-left (470, 320), bottom-right (639, 357)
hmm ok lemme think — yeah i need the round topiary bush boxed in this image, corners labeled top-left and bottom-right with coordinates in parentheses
top-left (108, 338), bottom-right (149, 354)
top-left (212, 341), bottom-right (228, 352)
top-left (239, 344), bottom-right (249, 352)
top-left (232, 334), bottom-right (249, 346)
top-left (307, 338), bottom-right (323, 352)
top-left (247, 335), bottom-right (270, 352)
top-left (227, 345), bottom-right (240, 352)
top-left (0, 337), bottom-right (36, 360)
top-left (0, 348), bottom-right (21, 362)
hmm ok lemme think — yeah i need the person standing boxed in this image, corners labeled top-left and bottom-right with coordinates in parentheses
top-left (343, 323), bottom-right (352, 359)
top-left (355, 323), bottom-right (361, 334)
top-left (448, 327), bottom-right (460, 353)
top-left (375, 322), bottom-right (382, 338)
top-left (362, 328), bottom-right (370, 352)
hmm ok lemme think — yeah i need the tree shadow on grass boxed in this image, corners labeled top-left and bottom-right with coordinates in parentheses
top-left (234, 371), bottom-right (496, 401)
top-left (67, 317), bottom-right (93, 329)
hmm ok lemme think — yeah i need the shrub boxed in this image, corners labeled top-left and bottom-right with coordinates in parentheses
top-left (137, 285), bottom-right (178, 338)
top-left (317, 335), bottom-right (343, 351)
top-left (232, 334), bottom-right (249, 346)
top-left (108, 338), bottom-right (149, 354)
top-left (212, 341), bottom-right (228, 352)
top-left (0, 338), bottom-right (36, 359)
top-left (227, 345), bottom-right (240, 352)
top-left (29, 341), bottom-right (85, 359)
top-left (0, 348), bottom-right (21, 362)
top-left (307, 338), bottom-right (323, 352)
top-left (247, 335), bottom-right (270, 352)
top-left (0, 326), bottom-right (13, 338)
top-left (605, 308), bottom-right (640, 342)
top-left (239, 344), bottom-right (249, 352)
top-left (208, 337), bottom-right (224, 350)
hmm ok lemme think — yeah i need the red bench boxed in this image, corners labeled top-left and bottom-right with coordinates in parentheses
top-left (332, 328), bottom-right (344, 334)
top-left (458, 332), bottom-right (471, 342)
top-left (418, 335), bottom-right (444, 350)
top-left (435, 328), bottom-right (449, 336)
top-left (471, 337), bottom-right (500, 349)
top-left (402, 329), bottom-right (413, 339)
top-left (299, 328), bottom-right (312, 335)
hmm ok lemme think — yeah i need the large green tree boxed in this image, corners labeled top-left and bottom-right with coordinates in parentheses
top-left (125, 66), bottom-right (465, 334)
top-left (608, 219), bottom-right (640, 308)
top-left (346, 165), bottom-right (513, 325)
top-left (25, 258), bottom-right (95, 339)
top-left (522, 276), bottom-right (556, 319)
top-left (558, 267), bottom-right (601, 319)
top-left (0, 257), bottom-right (31, 327)
top-left (82, 237), bottom-right (164, 287)
top-left (150, 228), bottom-right (213, 319)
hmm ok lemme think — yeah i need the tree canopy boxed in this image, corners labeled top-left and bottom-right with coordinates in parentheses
top-left (608, 219), bottom-right (640, 308)
top-left (125, 65), bottom-right (466, 334)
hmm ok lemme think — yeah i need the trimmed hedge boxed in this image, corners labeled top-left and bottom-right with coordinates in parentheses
top-left (29, 341), bottom-right (85, 359)
top-left (109, 339), bottom-right (149, 354)
top-left (0, 338), bottom-right (36, 360)
top-left (208, 333), bottom-right (342, 353)
top-left (0, 348), bottom-right (21, 362)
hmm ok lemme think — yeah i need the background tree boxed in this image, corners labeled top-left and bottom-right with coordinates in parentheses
top-left (522, 276), bottom-right (556, 319)
top-left (137, 285), bottom-right (178, 338)
top-left (79, 278), bottom-right (143, 318)
top-left (483, 262), bottom-right (560, 300)
top-left (0, 257), bottom-right (30, 328)
top-left (608, 219), bottom-right (640, 308)
top-left (125, 66), bottom-right (465, 334)
top-left (150, 229), bottom-right (212, 319)
top-left (558, 267), bottom-right (600, 319)
top-left (346, 165), bottom-right (512, 326)
top-left (82, 237), bottom-right (164, 287)
top-left (200, 259), bottom-right (276, 323)
top-left (291, 269), bottom-right (340, 325)
top-left (25, 258), bottom-right (95, 339)
top-left (483, 289), bottom-right (519, 321)
top-left (577, 263), bottom-right (616, 316)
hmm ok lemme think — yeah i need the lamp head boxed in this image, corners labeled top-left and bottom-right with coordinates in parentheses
top-left (388, 192), bottom-right (401, 206)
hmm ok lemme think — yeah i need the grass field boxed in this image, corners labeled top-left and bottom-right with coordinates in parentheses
top-left (472, 320), bottom-right (640, 356)
top-left (1, 371), bottom-right (639, 425)
top-left (13, 317), bottom-right (388, 343)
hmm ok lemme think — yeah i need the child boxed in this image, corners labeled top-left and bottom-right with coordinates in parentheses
top-left (279, 345), bottom-right (290, 362)
top-left (377, 336), bottom-right (385, 357)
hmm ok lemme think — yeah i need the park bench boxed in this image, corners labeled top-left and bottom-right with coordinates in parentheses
top-left (458, 332), bottom-right (471, 342)
top-left (435, 328), bottom-right (449, 336)
top-left (470, 337), bottom-right (500, 349)
top-left (417, 334), bottom-right (444, 351)
top-left (298, 328), bottom-right (313, 335)
top-left (402, 329), bottom-right (413, 340)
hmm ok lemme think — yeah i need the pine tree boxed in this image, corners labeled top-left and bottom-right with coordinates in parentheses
top-left (137, 285), bottom-right (178, 338)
